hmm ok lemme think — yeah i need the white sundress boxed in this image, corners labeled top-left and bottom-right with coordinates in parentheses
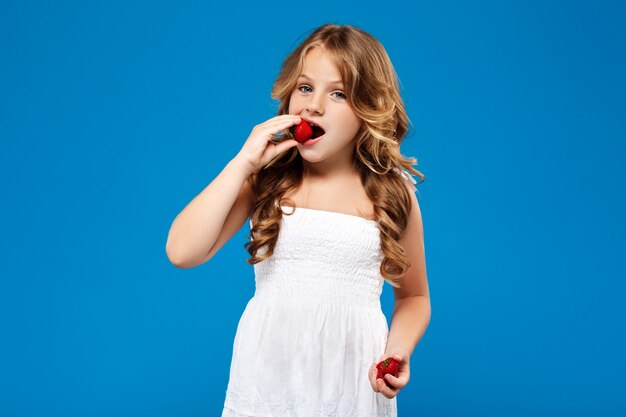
top-left (220, 169), bottom-right (417, 417)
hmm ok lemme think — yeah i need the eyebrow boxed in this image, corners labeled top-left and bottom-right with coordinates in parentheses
top-left (298, 74), bottom-right (344, 86)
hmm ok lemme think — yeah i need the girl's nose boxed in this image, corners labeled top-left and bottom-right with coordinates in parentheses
top-left (304, 98), bottom-right (323, 114)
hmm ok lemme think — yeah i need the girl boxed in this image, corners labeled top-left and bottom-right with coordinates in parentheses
top-left (166, 23), bottom-right (430, 416)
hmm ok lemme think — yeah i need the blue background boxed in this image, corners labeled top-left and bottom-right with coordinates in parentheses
top-left (1, 1), bottom-right (625, 416)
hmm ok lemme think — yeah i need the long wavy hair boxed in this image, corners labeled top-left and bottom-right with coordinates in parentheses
top-left (244, 23), bottom-right (425, 288)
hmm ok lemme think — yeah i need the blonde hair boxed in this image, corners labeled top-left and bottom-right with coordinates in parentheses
top-left (244, 23), bottom-right (425, 288)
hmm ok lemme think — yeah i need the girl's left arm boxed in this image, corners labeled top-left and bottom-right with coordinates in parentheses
top-left (369, 183), bottom-right (431, 398)
top-left (385, 184), bottom-right (431, 359)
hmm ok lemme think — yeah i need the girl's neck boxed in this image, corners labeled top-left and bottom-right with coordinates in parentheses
top-left (302, 160), bottom-right (359, 182)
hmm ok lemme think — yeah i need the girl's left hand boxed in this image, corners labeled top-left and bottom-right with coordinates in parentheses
top-left (368, 351), bottom-right (410, 399)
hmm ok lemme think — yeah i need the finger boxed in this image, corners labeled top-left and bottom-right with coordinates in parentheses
top-left (376, 377), bottom-right (397, 399)
top-left (369, 363), bottom-right (380, 392)
top-left (397, 368), bottom-right (410, 383)
top-left (263, 115), bottom-right (301, 128)
top-left (268, 114), bottom-right (301, 121)
top-left (275, 113), bottom-right (301, 119)
top-left (384, 373), bottom-right (405, 390)
top-left (267, 117), bottom-right (301, 131)
top-left (255, 117), bottom-right (300, 136)
top-left (264, 118), bottom-right (302, 139)
top-left (273, 139), bottom-right (299, 153)
top-left (384, 352), bottom-right (405, 363)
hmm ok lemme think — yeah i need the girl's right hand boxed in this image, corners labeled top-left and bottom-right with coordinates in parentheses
top-left (235, 114), bottom-right (302, 175)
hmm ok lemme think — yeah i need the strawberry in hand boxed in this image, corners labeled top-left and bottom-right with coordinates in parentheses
top-left (369, 351), bottom-right (411, 399)
top-left (376, 357), bottom-right (400, 380)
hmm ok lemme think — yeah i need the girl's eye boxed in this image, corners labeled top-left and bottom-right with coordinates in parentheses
top-left (298, 85), bottom-right (346, 100)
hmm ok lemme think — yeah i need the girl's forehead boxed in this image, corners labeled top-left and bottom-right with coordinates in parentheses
top-left (304, 47), bottom-right (340, 63)
top-left (300, 49), bottom-right (343, 77)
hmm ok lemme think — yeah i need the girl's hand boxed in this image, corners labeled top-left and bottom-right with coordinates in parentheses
top-left (235, 114), bottom-right (301, 175)
top-left (368, 351), bottom-right (411, 399)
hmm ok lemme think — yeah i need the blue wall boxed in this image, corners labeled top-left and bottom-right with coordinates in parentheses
top-left (1, 1), bottom-right (624, 416)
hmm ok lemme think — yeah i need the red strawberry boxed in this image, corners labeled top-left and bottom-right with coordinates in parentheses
top-left (291, 120), bottom-right (313, 143)
top-left (376, 357), bottom-right (400, 380)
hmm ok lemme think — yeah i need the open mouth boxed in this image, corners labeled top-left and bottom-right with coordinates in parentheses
top-left (309, 123), bottom-right (325, 140)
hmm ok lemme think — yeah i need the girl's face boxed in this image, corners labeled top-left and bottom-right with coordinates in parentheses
top-left (288, 47), bottom-right (363, 167)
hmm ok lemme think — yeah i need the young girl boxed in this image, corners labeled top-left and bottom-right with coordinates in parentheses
top-left (166, 23), bottom-right (430, 416)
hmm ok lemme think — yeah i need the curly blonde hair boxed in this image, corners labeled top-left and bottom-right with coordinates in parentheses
top-left (244, 23), bottom-right (425, 288)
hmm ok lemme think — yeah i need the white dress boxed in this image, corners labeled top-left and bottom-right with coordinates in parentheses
top-left (221, 170), bottom-right (416, 417)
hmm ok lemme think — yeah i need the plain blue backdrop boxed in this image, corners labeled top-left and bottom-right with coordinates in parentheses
top-left (1, 0), bottom-right (625, 416)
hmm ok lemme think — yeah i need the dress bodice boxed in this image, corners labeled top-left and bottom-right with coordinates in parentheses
top-left (249, 205), bottom-right (384, 307)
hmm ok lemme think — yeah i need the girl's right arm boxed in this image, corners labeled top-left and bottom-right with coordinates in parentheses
top-left (165, 114), bottom-right (301, 268)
